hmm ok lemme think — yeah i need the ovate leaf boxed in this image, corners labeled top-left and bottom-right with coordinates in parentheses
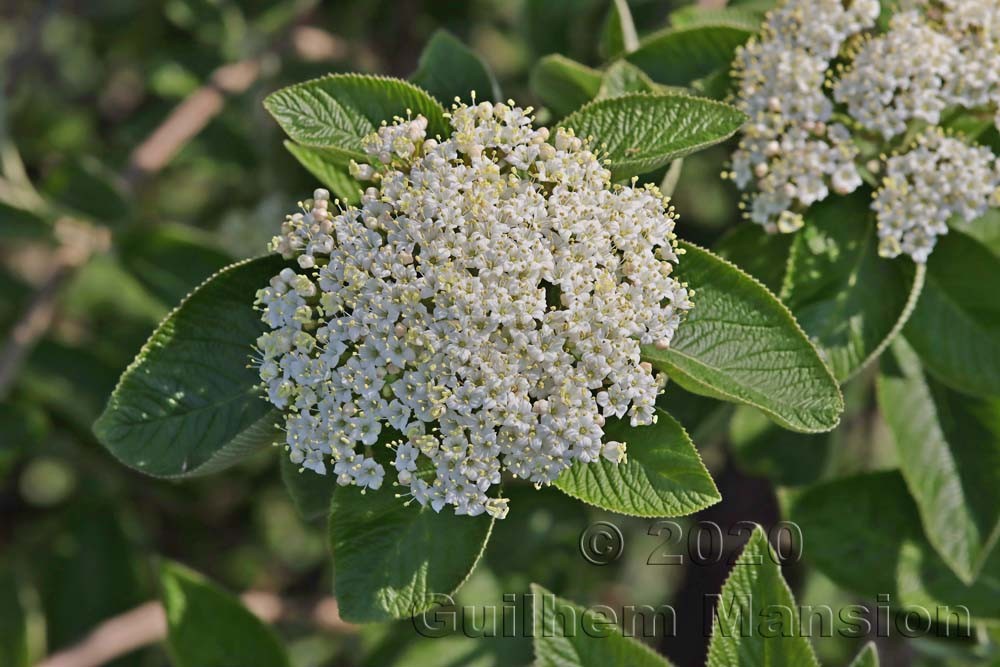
top-left (643, 242), bottom-right (843, 433)
top-left (94, 256), bottom-right (287, 478)
top-left (554, 408), bottom-right (720, 517)
top-left (790, 471), bottom-right (1000, 622)
top-left (560, 94), bottom-right (746, 180)
top-left (283, 141), bottom-right (361, 205)
top-left (410, 29), bottom-right (501, 105)
top-left (848, 643), bottom-right (880, 667)
top-left (264, 74), bottom-right (448, 163)
top-left (530, 583), bottom-right (674, 667)
top-left (329, 481), bottom-right (494, 623)
top-left (903, 229), bottom-right (1000, 396)
top-left (626, 24), bottom-right (754, 87)
top-left (781, 193), bottom-right (924, 381)
top-left (160, 562), bottom-right (290, 667)
top-left (706, 526), bottom-right (820, 667)
top-left (529, 55), bottom-right (603, 120)
top-left (878, 340), bottom-right (1000, 584)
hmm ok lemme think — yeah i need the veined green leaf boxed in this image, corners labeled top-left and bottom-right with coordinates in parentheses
top-left (878, 340), bottom-right (1000, 584)
top-left (283, 141), bottom-right (361, 205)
top-left (410, 29), bottom-right (501, 104)
top-left (643, 242), bottom-right (843, 433)
top-left (903, 229), bottom-right (1000, 396)
top-left (554, 408), bottom-right (719, 517)
top-left (530, 583), bottom-right (674, 667)
top-left (790, 471), bottom-right (1000, 622)
top-left (160, 562), bottom-right (290, 667)
top-left (264, 74), bottom-right (448, 163)
top-left (560, 94), bottom-right (746, 180)
top-left (94, 256), bottom-right (288, 478)
top-left (529, 55), bottom-right (603, 120)
top-left (706, 526), bottom-right (820, 667)
top-left (626, 24), bottom-right (754, 87)
top-left (329, 481), bottom-right (494, 623)
top-left (781, 193), bottom-right (925, 382)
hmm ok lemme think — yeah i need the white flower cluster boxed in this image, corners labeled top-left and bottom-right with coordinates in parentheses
top-left (255, 101), bottom-right (692, 520)
top-left (873, 129), bottom-right (1000, 262)
top-left (729, 0), bottom-right (879, 233)
top-left (729, 0), bottom-right (1000, 262)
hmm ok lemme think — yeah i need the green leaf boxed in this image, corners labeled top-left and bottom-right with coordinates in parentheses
top-left (713, 224), bottom-right (793, 295)
top-left (848, 643), bottom-right (879, 667)
top-left (669, 5), bottom-right (767, 31)
top-left (279, 455), bottom-right (335, 522)
top-left (94, 256), bottom-right (287, 478)
top-left (596, 61), bottom-right (664, 99)
top-left (529, 55), bottom-right (603, 120)
top-left (781, 193), bottom-right (925, 382)
top-left (790, 471), bottom-right (1000, 621)
top-left (878, 340), bottom-right (1000, 584)
top-left (118, 223), bottom-right (233, 306)
top-left (559, 94), bottom-right (746, 180)
top-left (903, 229), bottom-right (1000, 396)
top-left (329, 481), bottom-right (494, 623)
top-left (728, 406), bottom-right (829, 487)
top-left (160, 561), bottom-right (290, 667)
top-left (410, 29), bottom-right (501, 105)
top-left (283, 141), bottom-right (361, 205)
top-left (599, 0), bottom-right (639, 58)
top-left (554, 408), bottom-right (720, 517)
top-left (0, 201), bottom-right (51, 240)
top-left (626, 24), bottom-right (754, 87)
top-left (706, 526), bottom-right (820, 667)
top-left (643, 242), bottom-right (843, 433)
top-left (0, 572), bottom-right (28, 667)
top-left (264, 74), bottom-right (448, 164)
top-left (530, 583), bottom-right (673, 667)
top-left (40, 506), bottom-right (148, 654)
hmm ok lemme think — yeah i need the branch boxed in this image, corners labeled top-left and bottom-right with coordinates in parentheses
top-left (0, 220), bottom-right (110, 400)
top-left (35, 593), bottom-right (356, 667)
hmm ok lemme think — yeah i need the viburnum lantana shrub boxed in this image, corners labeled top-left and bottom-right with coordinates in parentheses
top-left (93, 27), bottom-right (848, 625)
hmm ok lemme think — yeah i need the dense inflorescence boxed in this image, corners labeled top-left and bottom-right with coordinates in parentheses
top-left (254, 101), bottom-right (693, 520)
top-left (729, 0), bottom-right (1000, 262)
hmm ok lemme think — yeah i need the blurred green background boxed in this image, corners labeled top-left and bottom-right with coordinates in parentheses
top-left (0, 1), bottom-right (978, 666)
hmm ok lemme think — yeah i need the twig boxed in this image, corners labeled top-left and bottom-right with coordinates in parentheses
top-left (0, 220), bottom-right (109, 400)
top-left (35, 592), bottom-right (355, 667)
top-left (121, 58), bottom-right (263, 191)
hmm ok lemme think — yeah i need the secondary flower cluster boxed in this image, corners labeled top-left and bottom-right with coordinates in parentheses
top-left (255, 101), bottom-right (692, 520)
top-left (729, 0), bottom-right (1000, 262)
